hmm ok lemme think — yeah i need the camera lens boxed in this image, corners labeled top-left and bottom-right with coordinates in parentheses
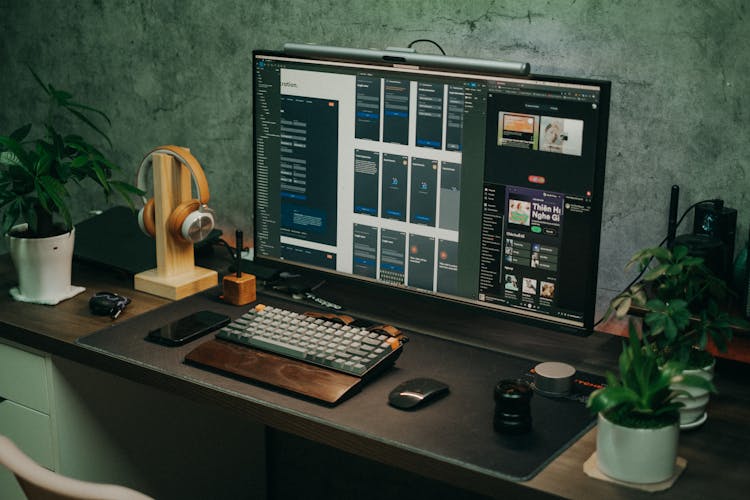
top-left (493, 379), bottom-right (533, 434)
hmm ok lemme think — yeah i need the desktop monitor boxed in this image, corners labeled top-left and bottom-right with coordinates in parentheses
top-left (252, 46), bottom-right (610, 334)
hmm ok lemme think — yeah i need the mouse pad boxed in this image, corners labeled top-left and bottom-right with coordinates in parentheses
top-left (77, 291), bottom-right (607, 482)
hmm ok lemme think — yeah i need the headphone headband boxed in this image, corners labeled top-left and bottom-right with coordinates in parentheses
top-left (136, 145), bottom-right (210, 205)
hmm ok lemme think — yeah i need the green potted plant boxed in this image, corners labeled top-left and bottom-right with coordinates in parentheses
top-left (0, 68), bottom-right (141, 304)
top-left (587, 323), bottom-right (715, 484)
top-left (607, 244), bottom-right (747, 427)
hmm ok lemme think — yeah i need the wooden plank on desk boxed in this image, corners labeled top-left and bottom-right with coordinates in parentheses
top-left (185, 338), bottom-right (361, 404)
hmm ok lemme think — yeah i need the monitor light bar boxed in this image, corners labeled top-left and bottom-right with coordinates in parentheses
top-left (283, 43), bottom-right (531, 76)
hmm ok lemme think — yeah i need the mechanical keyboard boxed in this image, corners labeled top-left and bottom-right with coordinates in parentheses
top-left (216, 304), bottom-right (406, 377)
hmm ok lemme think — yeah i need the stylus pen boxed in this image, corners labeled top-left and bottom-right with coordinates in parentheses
top-left (235, 230), bottom-right (243, 278)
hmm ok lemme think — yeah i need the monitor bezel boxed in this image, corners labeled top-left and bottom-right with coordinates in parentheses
top-left (250, 48), bottom-right (611, 335)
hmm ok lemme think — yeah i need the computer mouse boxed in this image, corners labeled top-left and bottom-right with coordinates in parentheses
top-left (388, 378), bottom-right (449, 410)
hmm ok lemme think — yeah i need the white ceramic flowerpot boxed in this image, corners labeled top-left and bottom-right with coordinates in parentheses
top-left (7, 225), bottom-right (85, 304)
top-left (673, 360), bottom-right (715, 428)
top-left (596, 413), bottom-right (679, 484)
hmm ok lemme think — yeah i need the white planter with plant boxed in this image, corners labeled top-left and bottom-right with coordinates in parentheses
top-left (0, 68), bottom-right (141, 304)
top-left (672, 360), bottom-right (714, 427)
top-left (608, 245), bottom-right (747, 428)
top-left (6, 224), bottom-right (84, 303)
top-left (587, 324), bottom-right (715, 484)
top-left (596, 412), bottom-right (679, 484)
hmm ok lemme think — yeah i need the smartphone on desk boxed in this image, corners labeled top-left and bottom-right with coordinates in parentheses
top-left (146, 310), bottom-right (230, 346)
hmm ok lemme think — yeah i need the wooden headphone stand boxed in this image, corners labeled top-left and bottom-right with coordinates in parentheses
top-left (134, 152), bottom-right (218, 299)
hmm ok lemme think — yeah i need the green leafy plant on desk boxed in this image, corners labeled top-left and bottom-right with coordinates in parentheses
top-left (605, 244), bottom-right (748, 428)
top-left (607, 245), bottom-right (744, 367)
top-left (0, 67), bottom-right (142, 304)
top-left (0, 67), bottom-right (141, 237)
top-left (587, 322), bottom-right (715, 484)
top-left (587, 323), bottom-right (715, 427)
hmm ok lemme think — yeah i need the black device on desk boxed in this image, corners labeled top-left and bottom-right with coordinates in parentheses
top-left (147, 310), bottom-right (230, 346)
top-left (89, 292), bottom-right (131, 319)
top-left (388, 377), bottom-right (449, 410)
top-left (251, 45), bottom-right (611, 336)
top-left (666, 187), bottom-right (738, 282)
top-left (692, 200), bottom-right (737, 281)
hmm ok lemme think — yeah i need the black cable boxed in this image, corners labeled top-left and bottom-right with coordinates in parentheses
top-left (593, 198), bottom-right (720, 328)
top-left (216, 238), bottom-right (241, 261)
top-left (407, 39), bottom-right (446, 55)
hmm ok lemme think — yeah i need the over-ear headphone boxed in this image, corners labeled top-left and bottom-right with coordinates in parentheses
top-left (136, 145), bottom-right (215, 243)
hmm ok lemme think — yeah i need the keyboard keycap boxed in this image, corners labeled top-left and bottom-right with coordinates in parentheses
top-left (248, 336), bottom-right (307, 359)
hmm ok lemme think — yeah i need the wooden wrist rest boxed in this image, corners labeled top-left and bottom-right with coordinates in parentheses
top-left (185, 339), bottom-right (361, 404)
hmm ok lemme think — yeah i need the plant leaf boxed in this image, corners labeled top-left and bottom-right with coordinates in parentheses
top-left (9, 124), bottom-right (32, 142)
top-left (0, 151), bottom-right (22, 168)
top-left (673, 373), bottom-right (716, 393)
top-left (64, 107), bottom-right (113, 148)
top-left (615, 296), bottom-right (632, 318)
top-left (0, 196), bottom-right (31, 235)
top-left (0, 136), bottom-right (31, 168)
top-left (36, 148), bottom-right (52, 176)
top-left (682, 256), bottom-right (704, 267)
top-left (55, 160), bottom-right (72, 182)
top-left (108, 181), bottom-right (143, 210)
top-left (666, 263), bottom-right (684, 276)
top-left (50, 87), bottom-right (73, 104)
top-left (65, 101), bottom-right (112, 126)
top-left (653, 402), bottom-right (684, 415)
top-left (663, 318), bottom-right (677, 341)
top-left (90, 162), bottom-right (110, 190)
top-left (71, 155), bottom-right (89, 168)
top-left (643, 263), bottom-right (669, 281)
top-left (672, 245), bottom-right (688, 261)
top-left (36, 175), bottom-right (71, 228)
top-left (645, 298), bottom-right (667, 312)
top-left (109, 179), bottom-right (145, 196)
top-left (649, 247), bottom-right (672, 262)
top-left (27, 66), bottom-right (52, 97)
top-left (587, 386), bottom-right (639, 414)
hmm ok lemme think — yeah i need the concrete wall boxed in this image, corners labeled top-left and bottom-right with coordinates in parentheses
top-left (2, 0), bottom-right (748, 311)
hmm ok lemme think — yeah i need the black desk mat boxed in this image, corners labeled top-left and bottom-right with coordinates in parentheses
top-left (77, 290), bottom-right (603, 481)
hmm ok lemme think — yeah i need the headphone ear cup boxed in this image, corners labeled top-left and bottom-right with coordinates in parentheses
top-left (138, 198), bottom-right (156, 237)
top-left (182, 206), bottom-right (215, 243)
top-left (168, 200), bottom-right (215, 243)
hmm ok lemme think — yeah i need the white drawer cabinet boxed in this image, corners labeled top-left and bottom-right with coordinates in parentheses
top-left (0, 341), bottom-right (50, 413)
top-left (0, 400), bottom-right (54, 467)
top-left (0, 340), bottom-right (56, 500)
top-left (1, 339), bottom-right (266, 499)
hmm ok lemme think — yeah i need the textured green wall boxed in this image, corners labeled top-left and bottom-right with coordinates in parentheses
top-left (1, 0), bottom-right (748, 309)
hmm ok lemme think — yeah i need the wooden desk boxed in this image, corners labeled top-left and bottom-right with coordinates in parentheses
top-left (1, 256), bottom-right (749, 499)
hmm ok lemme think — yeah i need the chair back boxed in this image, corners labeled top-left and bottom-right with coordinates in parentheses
top-left (0, 434), bottom-right (152, 500)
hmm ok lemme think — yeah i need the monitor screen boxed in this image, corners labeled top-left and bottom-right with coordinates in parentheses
top-left (252, 48), bottom-right (610, 333)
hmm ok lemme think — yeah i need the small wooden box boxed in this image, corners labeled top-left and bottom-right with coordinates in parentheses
top-left (222, 273), bottom-right (256, 306)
